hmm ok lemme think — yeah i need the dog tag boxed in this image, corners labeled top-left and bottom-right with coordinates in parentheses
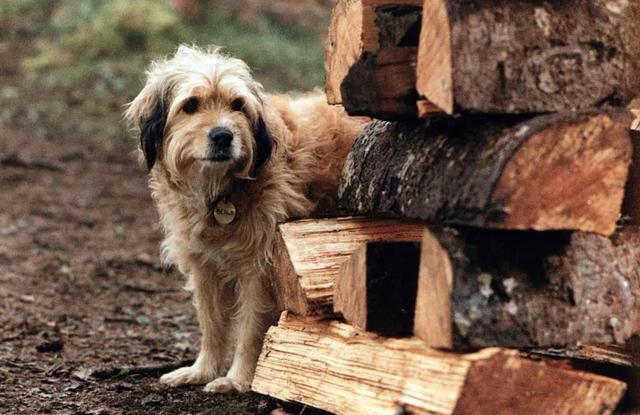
top-left (214, 199), bottom-right (236, 225)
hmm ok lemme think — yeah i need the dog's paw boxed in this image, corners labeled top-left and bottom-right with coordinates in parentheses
top-left (203, 376), bottom-right (250, 393)
top-left (160, 365), bottom-right (212, 386)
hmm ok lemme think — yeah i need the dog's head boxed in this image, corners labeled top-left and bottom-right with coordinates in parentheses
top-left (125, 45), bottom-right (273, 189)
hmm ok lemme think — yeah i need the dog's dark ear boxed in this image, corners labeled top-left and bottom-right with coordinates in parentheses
top-left (251, 117), bottom-right (273, 177)
top-left (139, 99), bottom-right (167, 170)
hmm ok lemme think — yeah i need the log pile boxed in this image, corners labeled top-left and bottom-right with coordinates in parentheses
top-left (251, 0), bottom-right (640, 414)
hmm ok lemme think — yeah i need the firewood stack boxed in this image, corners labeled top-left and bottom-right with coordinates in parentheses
top-left (251, 1), bottom-right (640, 414)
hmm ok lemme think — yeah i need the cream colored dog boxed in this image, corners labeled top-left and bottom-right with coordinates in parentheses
top-left (125, 45), bottom-right (366, 393)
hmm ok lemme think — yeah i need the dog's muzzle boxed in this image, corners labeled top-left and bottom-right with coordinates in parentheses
top-left (206, 126), bottom-right (233, 161)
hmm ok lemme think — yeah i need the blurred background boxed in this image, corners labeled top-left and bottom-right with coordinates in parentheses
top-left (0, 2), bottom-right (336, 413)
top-left (0, 0), bottom-right (332, 145)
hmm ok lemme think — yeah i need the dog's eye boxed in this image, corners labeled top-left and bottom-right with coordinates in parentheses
top-left (230, 98), bottom-right (245, 112)
top-left (182, 97), bottom-right (199, 114)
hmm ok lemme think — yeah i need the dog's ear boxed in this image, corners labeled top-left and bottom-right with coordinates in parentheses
top-left (124, 81), bottom-right (167, 170)
top-left (139, 99), bottom-right (167, 170)
top-left (125, 85), bottom-right (167, 171)
top-left (251, 117), bottom-right (273, 178)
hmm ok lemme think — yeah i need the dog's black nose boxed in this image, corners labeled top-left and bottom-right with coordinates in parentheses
top-left (208, 127), bottom-right (233, 148)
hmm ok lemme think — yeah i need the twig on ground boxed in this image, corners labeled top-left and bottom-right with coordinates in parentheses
top-left (90, 359), bottom-right (195, 380)
top-left (1, 153), bottom-right (64, 172)
top-left (120, 283), bottom-right (176, 294)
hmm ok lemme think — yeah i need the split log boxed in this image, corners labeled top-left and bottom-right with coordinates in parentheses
top-left (339, 111), bottom-right (632, 235)
top-left (415, 226), bottom-right (640, 349)
top-left (325, 0), bottom-right (429, 119)
top-left (529, 345), bottom-right (632, 368)
top-left (252, 314), bottom-right (626, 415)
top-left (416, 0), bottom-right (640, 115)
top-left (333, 241), bottom-right (421, 336)
top-left (272, 217), bottom-right (424, 316)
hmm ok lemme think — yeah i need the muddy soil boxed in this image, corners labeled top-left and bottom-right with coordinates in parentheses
top-left (0, 127), bottom-right (307, 414)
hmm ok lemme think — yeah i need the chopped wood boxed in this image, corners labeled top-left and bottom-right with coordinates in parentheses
top-left (528, 345), bottom-right (632, 368)
top-left (415, 226), bottom-right (640, 348)
top-left (413, 228), bottom-right (453, 348)
top-left (325, 0), bottom-right (424, 119)
top-left (271, 217), bottom-right (424, 317)
top-left (416, 0), bottom-right (640, 114)
top-left (339, 111), bottom-right (632, 235)
top-left (251, 314), bottom-right (626, 415)
top-left (340, 47), bottom-right (420, 119)
top-left (333, 241), bottom-right (421, 336)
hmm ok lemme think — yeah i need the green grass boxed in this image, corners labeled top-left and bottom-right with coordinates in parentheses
top-left (0, 0), bottom-right (325, 142)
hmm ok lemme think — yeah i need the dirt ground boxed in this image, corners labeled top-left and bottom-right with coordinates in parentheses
top-left (0, 127), bottom-right (310, 414)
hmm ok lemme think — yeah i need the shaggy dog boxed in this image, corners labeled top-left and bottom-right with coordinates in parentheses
top-left (125, 45), bottom-right (366, 393)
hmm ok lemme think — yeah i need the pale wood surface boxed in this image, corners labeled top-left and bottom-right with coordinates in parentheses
top-left (334, 243), bottom-right (367, 328)
top-left (414, 228), bottom-right (453, 348)
top-left (271, 217), bottom-right (424, 316)
top-left (334, 241), bottom-right (421, 336)
top-left (252, 314), bottom-right (626, 415)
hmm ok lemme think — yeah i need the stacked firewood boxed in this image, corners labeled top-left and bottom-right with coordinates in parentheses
top-left (251, 1), bottom-right (640, 414)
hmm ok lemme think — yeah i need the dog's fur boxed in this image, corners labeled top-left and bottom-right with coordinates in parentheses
top-left (125, 45), bottom-right (366, 393)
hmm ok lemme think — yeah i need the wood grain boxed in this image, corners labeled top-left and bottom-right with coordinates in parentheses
top-left (271, 217), bottom-right (424, 317)
top-left (334, 241), bottom-right (421, 336)
top-left (252, 314), bottom-right (626, 415)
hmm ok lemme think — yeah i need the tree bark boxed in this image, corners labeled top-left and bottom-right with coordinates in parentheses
top-left (419, 226), bottom-right (640, 349)
top-left (339, 111), bottom-right (632, 235)
top-left (416, 0), bottom-right (640, 115)
top-left (251, 314), bottom-right (626, 415)
top-left (325, 0), bottom-right (425, 119)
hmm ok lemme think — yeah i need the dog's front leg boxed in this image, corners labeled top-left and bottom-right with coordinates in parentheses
top-left (161, 271), bottom-right (229, 386)
top-left (203, 271), bottom-right (276, 393)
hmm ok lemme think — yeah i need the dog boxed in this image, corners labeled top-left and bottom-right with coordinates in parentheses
top-left (125, 45), bottom-right (367, 393)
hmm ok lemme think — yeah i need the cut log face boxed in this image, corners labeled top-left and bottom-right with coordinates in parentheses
top-left (334, 241), bottom-right (421, 336)
top-left (417, 226), bottom-right (640, 348)
top-left (339, 111), bottom-right (632, 235)
top-left (271, 217), bottom-right (424, 316)
top-left (340, 47), bottom-right (419, 118)
top-left (252, 314), bottom-right (626, 415)
top-left (416, 0), bottom-right (640, 114)
top-left (414, 228), bottom-right (453, 348)
top-left (325, 0), bottom-right (424, 119)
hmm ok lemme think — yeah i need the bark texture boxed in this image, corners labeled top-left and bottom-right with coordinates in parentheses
top-left (416, 0), bottom-right (640, 114)
top-left (433, 226), bottom-right (640, 348)
top-left (339, 111), bottom-right (632, 235)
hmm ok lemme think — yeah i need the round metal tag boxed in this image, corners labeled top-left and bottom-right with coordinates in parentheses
top-left (213, 200), bottom-right (236, 225)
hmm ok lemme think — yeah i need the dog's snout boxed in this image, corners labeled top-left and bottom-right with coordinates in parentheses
top-left (208, 127), bottom-right (233, 148)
